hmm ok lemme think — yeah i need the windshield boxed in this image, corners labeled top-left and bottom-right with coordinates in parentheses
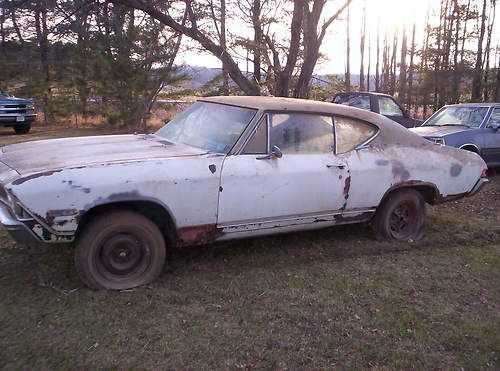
top-left (156, 101), bottom-right (257, 153)
top-left (424, 106), bottom-right (489, 128)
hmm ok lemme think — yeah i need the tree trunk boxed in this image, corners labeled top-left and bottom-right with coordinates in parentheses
top-left (451, 0), bottom-right (461, 103)
top-left (345, 4), bottom-right (351, 91)
top-left (220, 0), bottom-right (229, 94)
top-left (471, 0), bottom-right (487, 101)
top-left (482, 0), bottom-right (496, 101)
top-left (367, 34), bottom-right (371, 91)
top-left (293, 0), bottom-right (351, 98)
top-left (375, 24), bottom-right (380, 91)
top-left (407, 22), bottom-right (416, 108)
top-left (359, 4), bottom-right (366, 91)
top-left (398, 25), bottom-right (407, 105)
top-left (389, 30), bottom-right (398, 95)
top-left (252, 0), bottom-right (262, 91)
top-left (35, 1), bottom-right (54, 123)
top-left (495, 55), bottom-right (500, 102)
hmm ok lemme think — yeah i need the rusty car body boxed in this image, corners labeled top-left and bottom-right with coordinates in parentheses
top-left (0, 96), bottom-right (488, 289)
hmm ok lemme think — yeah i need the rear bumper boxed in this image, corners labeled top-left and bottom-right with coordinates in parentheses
top-left (0, 202), bottom-right (42, 246)
top-left (467, 177), bottom-right (489, 197)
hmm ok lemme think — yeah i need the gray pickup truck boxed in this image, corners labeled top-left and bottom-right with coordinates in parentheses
top-left (0, 88), bottom-right (36, 134)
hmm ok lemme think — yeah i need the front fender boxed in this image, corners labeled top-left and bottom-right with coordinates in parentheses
top-left (6, 157), bottom-right (224, 237)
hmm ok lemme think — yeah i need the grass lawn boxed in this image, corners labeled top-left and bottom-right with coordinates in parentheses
top-left (0, 127), bottom-right (498, 369)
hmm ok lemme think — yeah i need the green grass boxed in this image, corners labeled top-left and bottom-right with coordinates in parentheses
top-left (0, 128), bottom-right (499, 369)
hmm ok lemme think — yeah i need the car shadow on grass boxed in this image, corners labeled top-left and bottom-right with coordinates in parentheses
top-left (2, 209), bottom-right (496, 294)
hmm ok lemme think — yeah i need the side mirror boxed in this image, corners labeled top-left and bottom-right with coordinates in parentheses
top-left (488, 122), bottom-right (500, 131)
top-left (256, 145), bottom-right (283, 160)
top-left (271, 145), bottom-right (283, 158)
top-left (403, 109), bottom-right (410, 118)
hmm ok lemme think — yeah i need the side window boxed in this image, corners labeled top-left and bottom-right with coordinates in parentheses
top-left (487, 108), bottom-right (500, 128)
top-left (335, 94), bottom-right (370, 110)
top-left (242, 118), bottom-right (267, 154)
top-left (335, 116), bottom-right (378, 154)
top-left (378, 97), bottom-right (403, 116)
top-left (269, 113), bottom-right (333, 154)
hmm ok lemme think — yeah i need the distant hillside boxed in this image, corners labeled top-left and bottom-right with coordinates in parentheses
top-left (178, 65), bottom-right (375, 91)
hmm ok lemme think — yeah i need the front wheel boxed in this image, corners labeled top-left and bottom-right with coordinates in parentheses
top-left (75, 211), bottom-right (166, 290)
top-left (372, 189), bottom-right (426, 242)
top-left (14, 123), bottom-right (31, 134)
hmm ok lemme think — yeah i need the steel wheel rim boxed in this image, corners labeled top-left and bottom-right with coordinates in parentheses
top-left (96, 232), bottom-right (151, 281)
top-left (389, 202), bottom-right (417, 240)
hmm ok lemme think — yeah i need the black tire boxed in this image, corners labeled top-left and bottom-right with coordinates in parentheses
top-left (75, 211), bottom-right (166, 290)
top-left (14, 123), bottom-right (31, 135)
top-left (372, 189), bottom-right (426, 242)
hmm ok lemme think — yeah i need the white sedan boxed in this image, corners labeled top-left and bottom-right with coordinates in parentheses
top-left (0, 96), bottom-right (488, 289)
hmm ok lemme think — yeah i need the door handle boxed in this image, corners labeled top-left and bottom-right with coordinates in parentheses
top-left (326, 164), bottom-right (345, 169)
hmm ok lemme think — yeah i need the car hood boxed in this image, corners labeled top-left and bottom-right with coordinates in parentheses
top-left (409, 125), bottom-right (471, 137)
top-left (0, 134), bottom-right (209, 175)
top-left (0, 94), bottom-right (32, 105)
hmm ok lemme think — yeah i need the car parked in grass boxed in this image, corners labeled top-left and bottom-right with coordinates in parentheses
top-left (333, 91), bottom-right (422, 128)
top-left (0, 96), bottom-right (488, 290)
top-left (0, 88), bottom-right (36, 134)
top-left (410, 103), bottom-right (500, 168)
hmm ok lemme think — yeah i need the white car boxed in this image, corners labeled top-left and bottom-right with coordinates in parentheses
top-left (0, 96), bottom-right (488, 290)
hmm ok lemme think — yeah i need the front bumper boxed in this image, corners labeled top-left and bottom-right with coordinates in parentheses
top-left (467, 177), bottom-right (489, 197)
top-left (0, 202), bottom-right (42, 246)
top-left (0, 113), bottom-right (36, 125)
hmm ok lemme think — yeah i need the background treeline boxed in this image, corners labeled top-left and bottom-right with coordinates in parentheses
top-left (0, 0), bottom-right (498, 127)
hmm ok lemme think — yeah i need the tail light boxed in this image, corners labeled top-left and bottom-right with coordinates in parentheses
top-left (481, 169), bottom-right (488, 177)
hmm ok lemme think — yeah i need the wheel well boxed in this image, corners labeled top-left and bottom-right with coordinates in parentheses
top-left (460, 144), bottom-right (479, 153)
top-left (380, 183), bottom-right (439, 206)
top-left (76, 201), bottom-right (177, 246)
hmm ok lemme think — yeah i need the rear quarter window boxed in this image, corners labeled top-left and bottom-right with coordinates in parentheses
top-left (335, 116), bottom-right (378, 154)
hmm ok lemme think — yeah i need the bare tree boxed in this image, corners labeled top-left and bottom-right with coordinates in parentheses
top-left (407, 22), bottom-right (416, 108)
top-left (345, 3), bottom-right (351, 91)
top-left (359, 3), bottom-right (366, 91)
top-left (375, 23), bottom-right (380, 91)
top-left (471, 0), bottom-right (487, 101)
top-left (398, 25), bottom-right (407, 104)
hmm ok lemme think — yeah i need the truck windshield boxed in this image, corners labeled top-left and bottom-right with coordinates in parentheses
top-left (423, 106), bottom-right (489, 128)
top-left (156, 101), bottom-right (257, 154)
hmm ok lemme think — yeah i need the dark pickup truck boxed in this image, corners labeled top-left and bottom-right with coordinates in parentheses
top-left (332, 92), bottom-right (422, 128)
top-left (0, 88), bottom-right (36, 134)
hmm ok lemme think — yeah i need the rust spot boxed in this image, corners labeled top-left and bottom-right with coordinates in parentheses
top-left (219, 185), bottom-right (223, 192)
top-left (450, 164), bottom-right (462, 177)
top-left (45, 209), bottom-right (78, 226)
top-left (334, 211), bottom-right (374, 224)
top-left (343, 175), bottom-right (351, 199)
top-left (375, 159), bottom-right (389, 166)
top-left (177, 224), bottom-right (220, 246)
top-left (392, 160), bottom-right (410, 181)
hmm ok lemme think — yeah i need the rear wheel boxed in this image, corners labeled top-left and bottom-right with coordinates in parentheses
top-left (372, 189), bottom-right (426, 242)
top-left (75, 211), bottom-right (166, 290)
top-left (14, 123), bottom-right (31, 135)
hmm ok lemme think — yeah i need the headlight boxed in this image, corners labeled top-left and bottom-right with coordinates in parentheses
top-left (13, 202), bottom-right (33, 220)
top-left (426, 137), bottom-right (445, 145)
top-left (26, 104), bottom-right (35, 111)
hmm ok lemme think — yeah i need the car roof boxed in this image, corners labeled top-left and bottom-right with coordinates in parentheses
top-left (334, 91), bottom-right (393, 98)
top-left (201, 95), bottom-right (381, 117)
top-left (442, 103), bottom-right (500, 108)
top-left (198, 95), bottom-right (420, 146)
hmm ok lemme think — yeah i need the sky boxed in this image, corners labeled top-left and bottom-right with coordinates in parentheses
top-left (179, 0), bottom-right (499, 75)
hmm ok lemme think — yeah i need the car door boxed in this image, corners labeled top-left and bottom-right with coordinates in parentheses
top-left (217, 112), bottom-right (349, 237)
top-left (482, 107), bottom-right (500, 166)
top-left (377, 96), bottom-right (415, 128)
